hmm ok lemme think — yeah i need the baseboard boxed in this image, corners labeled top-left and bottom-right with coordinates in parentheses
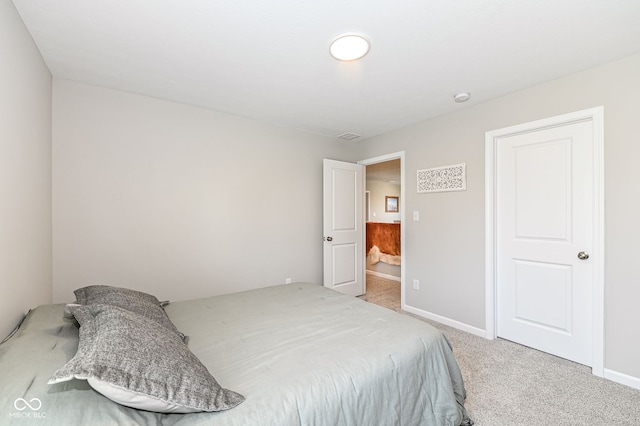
top-left (402, 304), bottom-right (486, 338)
top-left (365, 270), bottom-right (401, 282)
top-left (402, 303), bottom-right (640, 390)
top-left (603, 368), bottom-right (640, 390)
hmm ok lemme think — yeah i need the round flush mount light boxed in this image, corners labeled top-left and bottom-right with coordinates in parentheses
top-left (329, 33), bottom-right (370, 61)
top-left (453, 92), bottom-right (471, 103)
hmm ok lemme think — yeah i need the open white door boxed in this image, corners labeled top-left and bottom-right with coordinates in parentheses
top-left (323, 159), bottom-right (364, 296)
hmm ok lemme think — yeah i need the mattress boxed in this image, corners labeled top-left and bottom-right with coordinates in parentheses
top-left (0, 283), bottom-right (471, 425)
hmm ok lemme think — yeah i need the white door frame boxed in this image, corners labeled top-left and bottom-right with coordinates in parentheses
top-left (359, 152), bottom-right (405, 308)
top-left (485, 107), bottom-right (604, 376)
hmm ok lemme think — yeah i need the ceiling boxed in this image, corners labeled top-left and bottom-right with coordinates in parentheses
top-left (12, 0), bottom-right (640, 141)
top-left (366, 160), bottom-right (401, 183)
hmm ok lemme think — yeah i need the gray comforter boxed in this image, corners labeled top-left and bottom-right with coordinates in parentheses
top-left (0, 283), bottom-right (471, 425)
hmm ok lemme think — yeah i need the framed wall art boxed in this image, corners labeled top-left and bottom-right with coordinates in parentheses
top-left (417, 163), bottom-right (466, 193)
top-left (385, 196), bottom-right (399, 212)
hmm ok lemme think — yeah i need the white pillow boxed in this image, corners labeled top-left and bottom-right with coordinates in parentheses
top-left (87, 377), bottom-right (202, 413)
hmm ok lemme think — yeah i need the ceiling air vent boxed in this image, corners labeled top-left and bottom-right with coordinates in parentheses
top-left (337, 132), bottom-right (361, 141)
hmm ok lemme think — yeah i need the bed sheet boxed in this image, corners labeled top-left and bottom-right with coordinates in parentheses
top-left (0, 283), bottom-right (470, 425)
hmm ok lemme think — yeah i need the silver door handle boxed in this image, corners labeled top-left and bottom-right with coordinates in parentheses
top-left (577, 251), bottom-right (589, 260)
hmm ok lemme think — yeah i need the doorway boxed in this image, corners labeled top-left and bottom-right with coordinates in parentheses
top-left (359, 152), bottom-right (405, 309)
top-left (485, 107), bottom-right (604, 376)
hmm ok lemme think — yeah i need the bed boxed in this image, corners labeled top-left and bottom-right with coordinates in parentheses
top-left (366, 222), bottom-right (402, 269)
top-left (0, 283), bottom-right (471, 425)
top-left (366, 222), bottom-right (401, 257)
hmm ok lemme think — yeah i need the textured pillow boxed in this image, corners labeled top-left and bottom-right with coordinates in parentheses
top-left (73, 285), bottom-right (186, 341)
top-left (49, 304), bottom-right (245, 413)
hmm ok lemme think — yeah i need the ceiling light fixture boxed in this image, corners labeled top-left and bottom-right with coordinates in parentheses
top-left (453, 92), bottom-right (471, 103)
top-left (329, 33), bottom-right (370, 61)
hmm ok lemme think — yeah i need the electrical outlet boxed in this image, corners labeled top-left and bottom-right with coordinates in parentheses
top-left (285, 278), bottom-right (292, 284)
top-left (413, 279), bottom-right (420, 290)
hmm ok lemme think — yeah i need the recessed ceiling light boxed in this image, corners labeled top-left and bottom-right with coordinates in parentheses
top-left (453, 92), bottom-right (471, 103)
top-left (329, 33), bottom-right (370, 61)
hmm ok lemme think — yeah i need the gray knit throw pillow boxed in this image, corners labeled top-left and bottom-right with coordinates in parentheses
top-left (73, 285), bottom-right (186, 341)
top-left (49, 303), bottom-right (245, 413)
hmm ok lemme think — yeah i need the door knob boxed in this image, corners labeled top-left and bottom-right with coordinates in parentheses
top-left (577, 251), bottom-right (589, 260)
top-left (326, 236), bottom-right (333, 242)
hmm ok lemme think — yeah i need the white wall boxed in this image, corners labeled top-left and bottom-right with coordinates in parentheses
top-left (52, 79), bottom-right (355, 303)
top-left (366, 180), bottom-right (401, 223)
top-left (354, 53), bottom-right (640, 381)
top-left (0, 0), bottom-right (52, 339)
top-left (8, 2), bottom-right (639, 384)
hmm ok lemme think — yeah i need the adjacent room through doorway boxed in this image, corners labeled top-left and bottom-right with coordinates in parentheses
top-left (361, 155), bottom-right (403, 305)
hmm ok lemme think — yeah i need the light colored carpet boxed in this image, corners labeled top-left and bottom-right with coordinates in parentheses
top-left (360, 274), bottom-right (640, 426)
